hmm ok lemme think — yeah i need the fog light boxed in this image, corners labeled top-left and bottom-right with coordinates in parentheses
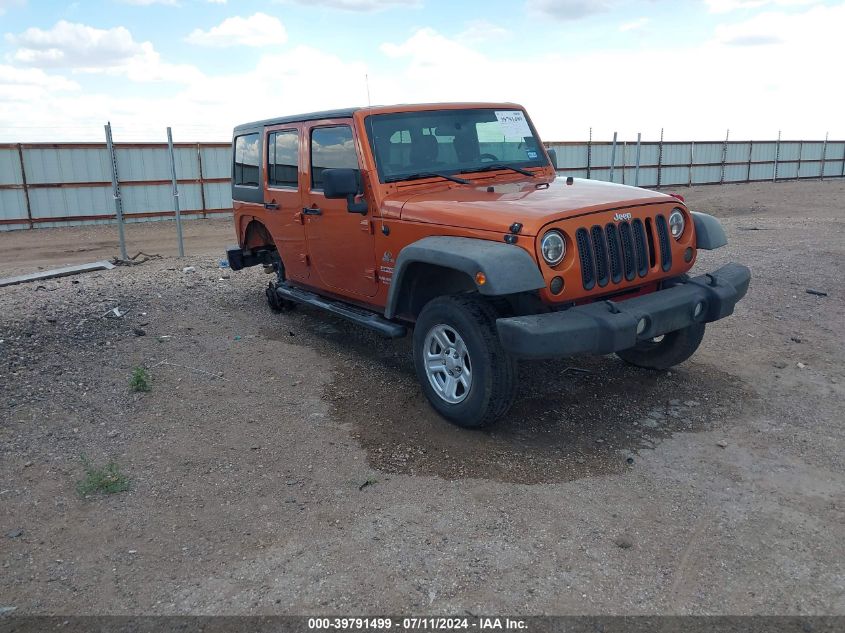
top-left (550, 276), bottom-right (564, 294)
top-left (693, 301), bottom-right (705, 318)
top-left (684, 247), bottom-right (693, 263)
top-left (636, 317), bottom-right (648, 335)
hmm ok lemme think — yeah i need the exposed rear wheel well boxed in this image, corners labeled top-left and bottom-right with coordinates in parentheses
top-left (243, 220), bottom-right (275, 251)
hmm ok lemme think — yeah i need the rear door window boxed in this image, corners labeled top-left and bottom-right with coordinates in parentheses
top-left (268, 129), bottom-right (299, 188)
top-left (233, 133), bottom-right (260, 187)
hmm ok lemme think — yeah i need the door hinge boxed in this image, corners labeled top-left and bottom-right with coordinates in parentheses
top-left (364, 267), bottom-right (377, 281)
top-left (294, 211), bottom-right (304, 225)
top-left (360, 219), bottom-right (373, 234)
top-left (299, 253), bottom-right (310, 266)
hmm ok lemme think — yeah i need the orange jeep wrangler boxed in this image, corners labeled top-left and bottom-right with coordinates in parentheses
top-left (226, 103), bottom-right (750, 428)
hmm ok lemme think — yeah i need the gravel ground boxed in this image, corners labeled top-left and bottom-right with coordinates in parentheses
top-left (1, 180), bottom-right (843, 615)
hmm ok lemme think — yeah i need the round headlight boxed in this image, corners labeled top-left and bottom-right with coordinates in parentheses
top-left (669, 208), bottom-right (685, 240)
top-left (541, 231), bottom-right (566, 266)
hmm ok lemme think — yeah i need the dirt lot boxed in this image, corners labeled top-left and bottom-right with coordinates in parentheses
top-left (1, 181), bottom-right (843, 615)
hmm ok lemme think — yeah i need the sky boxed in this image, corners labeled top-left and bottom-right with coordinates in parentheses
top-left (0, 0), bottom-right (843, 143)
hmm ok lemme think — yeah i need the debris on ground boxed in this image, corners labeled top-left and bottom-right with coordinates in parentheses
top-left (111, 252), bottom-right (162, 267)
top-left (359, 478), bottom-right (378, 491)
top-left (183, 266), bottom-right (196, 273)
top-left (614, 534), bottom-right (634, 549)
top-left (805, 289), bottom-right (828, 297)
top-left (102, 307), bottom-right (129, 319)
top-left (0, 261), bottom-right (115, 288)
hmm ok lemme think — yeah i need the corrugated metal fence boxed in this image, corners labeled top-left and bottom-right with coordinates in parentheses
top-left (2, 137), bottom-right (844, 231)
top-left (546, 138), bottom-right (845, 187)
top-left (0, 142), bottom-right (231, 231)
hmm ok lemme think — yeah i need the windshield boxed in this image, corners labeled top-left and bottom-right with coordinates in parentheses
top-left (365, 108), bottom-right (548, 183)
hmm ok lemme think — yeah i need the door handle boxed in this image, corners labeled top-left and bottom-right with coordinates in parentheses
top-left (302, 207), bottom-right (322, 216)
top-left (264, 202), bottom-right (279, 210)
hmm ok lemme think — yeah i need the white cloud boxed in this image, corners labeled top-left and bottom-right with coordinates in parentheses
top-left (0, 0), bottom-right (26, 15)
top-left (619, 17), bottom-right (649, 32)
top-left (7, 21), bottom-right (142, 68)
top-left (186, 13), bottom-right (287, 47)
top-left (0, 63), bottom-right (79, 102)
top-left (458, 20), bottom-right (510, 43)
top-left (381, 27), bottom-right (487, 66)
top-left (5, 20), bottom-right (203, 83)
top-left (119, 0), bottom-right (178, 5)
top-left (374, 6), bottom-right (844, 141)
top-left (526, 0), bottom-right (611, 21)
top-left (283, 0), bottom-right (421, 11)
top-left (705, 0), bottom-right (819, 13)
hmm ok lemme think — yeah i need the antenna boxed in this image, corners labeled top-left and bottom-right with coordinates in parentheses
top-left (365, 74), bottom-right (371, 107)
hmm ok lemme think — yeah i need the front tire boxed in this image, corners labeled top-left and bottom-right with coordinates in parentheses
top-left (616, 322), bottom-right (706, 370)
top-left (413, 295), bottom-right (516, 429)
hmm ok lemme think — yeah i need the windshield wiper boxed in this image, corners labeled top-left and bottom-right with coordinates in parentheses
top-left (385, 172), bottom-right (469, 185)
top-left (462, 164), bottom-right (537, 178)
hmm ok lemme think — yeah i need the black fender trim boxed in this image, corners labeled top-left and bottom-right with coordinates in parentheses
top-left (384, 237), bottom-right (545, 319)
top-left (692, 212), bottom-right (727, 250)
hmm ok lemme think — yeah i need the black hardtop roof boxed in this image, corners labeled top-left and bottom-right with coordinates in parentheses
top-left (233, 108), bottom-right (361, 134)
top-left (231, 102), bottom-right (525, 136)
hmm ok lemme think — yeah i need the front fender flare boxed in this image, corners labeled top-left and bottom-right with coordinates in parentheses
top-left (384, 236), bottom-right (546, 319)
top-left (692, 212), bottom-right (727, 250)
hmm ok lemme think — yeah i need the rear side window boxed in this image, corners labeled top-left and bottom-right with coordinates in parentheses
top-left (233, 133), bottom-right (260, 187)
top-left (311, 126), bottom-right (359, 190)
top-left (268, 130), bottom-right (299, 188)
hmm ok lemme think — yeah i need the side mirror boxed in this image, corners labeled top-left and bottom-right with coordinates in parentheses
top-left (546, 148), bottom-right (557, 169)
top-left (323, 168), bottom-right (368, 214)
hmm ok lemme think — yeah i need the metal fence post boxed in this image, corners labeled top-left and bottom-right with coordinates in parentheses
top-left (634, 132), bottom-right (641, 187)
top-left (609, 131), bottom-right (617, 183)
top-left (746, 140), bottom-right (753, 182)
top-left (688, 141), bottom-right (694, 187)
top-left (720, 129), bottom-right (729, 184)
top-left (586, 127), bottom-right (592, 179)
top-left (16, 143), bottom-right (33, 229)
top-left (819, 132), bottom-right (828, 180)
top-left (166, 127), bottom-right (185, 257)
top-left (796, 140), bottom-right (803, 180)
top-left (841, 140), bottom-right (845, 178)
top-left (773, 130), bottom-right (780, 182)
top-left (104, 122), bottom-right (128, 260)
top-left (657, 128), bottom-right (664, 188)
top-left (621, 140), bottom-right (627, 184)
top-left (197, 143), bottom-right (208, 218)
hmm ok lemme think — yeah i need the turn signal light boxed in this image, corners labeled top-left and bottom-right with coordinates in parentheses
top-left (475, 272), bottom-right (487, 286)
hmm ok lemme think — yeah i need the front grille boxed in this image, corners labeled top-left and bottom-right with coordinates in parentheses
top-left (575, 228), bottom-right (595, 290)
top-left (655, 214), bottom-right (672, 271)
top-left (575, 214), bottom-right (670, 291)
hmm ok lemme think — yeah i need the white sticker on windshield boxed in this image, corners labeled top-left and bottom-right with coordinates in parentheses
top-left (495, 110), bottom-right (532, 140)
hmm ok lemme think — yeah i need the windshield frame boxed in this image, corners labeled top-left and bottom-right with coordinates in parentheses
top-left (364, 107), bottom-right (550, 185)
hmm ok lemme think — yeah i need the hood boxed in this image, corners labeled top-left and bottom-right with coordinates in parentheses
top-left (389, 177), bottom-right (673, 236)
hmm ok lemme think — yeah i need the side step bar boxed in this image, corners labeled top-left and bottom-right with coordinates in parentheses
top-left (275, 283), bottom-right (407, 339)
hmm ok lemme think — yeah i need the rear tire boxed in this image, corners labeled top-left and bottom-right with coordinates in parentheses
top-left (616, 322), bottom-right (706, 370)
top-left (413, 295), bottom-right (516, 429)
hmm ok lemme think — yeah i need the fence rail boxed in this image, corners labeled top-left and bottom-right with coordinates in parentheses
top-left (1, 136), bottom-right (843, 231)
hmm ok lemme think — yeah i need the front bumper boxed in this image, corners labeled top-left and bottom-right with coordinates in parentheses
top-left (496, 263), bottom-right (751, 359)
